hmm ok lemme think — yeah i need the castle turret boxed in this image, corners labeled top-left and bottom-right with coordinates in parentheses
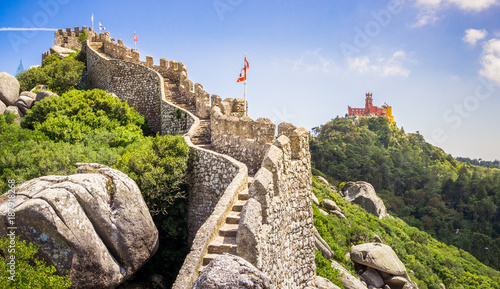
top-left (365, 92), bottom-right (373, 112)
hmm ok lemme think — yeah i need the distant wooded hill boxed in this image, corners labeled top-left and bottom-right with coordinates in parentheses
top-left (310, 117), bottom-right (500, 270)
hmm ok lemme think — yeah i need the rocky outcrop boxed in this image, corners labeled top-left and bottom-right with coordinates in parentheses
top-left (4, 106), bottom-right (22, 124)
top-left (317, 176), bottom-right (337, 192)
top-left (190, 253), bottom-right (272, 289)
top-left (350, 243), bottom-right (417, 289)
top-left (0, 100), bottom-right (6, 114)
top-left (50, 45), bottom-right (76, 59)
top-left (15, 95), bottom-right (34, 115)
top-left (0, 163), bottom-right (159, 289)
top-left (351, 243), bottom-right (406, 276)
top-left (0, 72), bottom-right (20, 106)
top-left (309, 276), bottom-right (342, 289)
top-left (20, 91), bottom-right (37, 100)
top-left (341, 181), bottom-right (388, 218)
top-left (323, 199), bottom-right (342, 212)
top-left (330, 260), bottom-right (368, 289)
top-left (36, 90), bottom-right (57, 102)
top-left (313, 227), bottom-right (334, 260)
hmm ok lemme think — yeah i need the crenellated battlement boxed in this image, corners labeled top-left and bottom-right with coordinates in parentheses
top-left (54, 26), bottom-right (92, 50)
top-left (80, 27), bottom-right (315, 289)
top-left (210, 99), bottom-right (309, 174)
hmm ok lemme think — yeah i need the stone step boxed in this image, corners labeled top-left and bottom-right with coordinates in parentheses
top-left (219, 223), bottom-right (239, 237)
top-left (226, 211), bottom-right (241, 224)
top-left (207, 236), bottom-right (237, 254)
top-left (248, 176), bottom-right (254, 187)
top-left (232, 200), bottom-right (247, 212)
top-left (238, 189), bottom-right (249, 201)
top-left (203, 253), bottom-right (219, 266)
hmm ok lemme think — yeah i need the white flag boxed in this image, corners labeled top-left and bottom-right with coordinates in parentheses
top-left (99, 22), bottom-right (105, 30)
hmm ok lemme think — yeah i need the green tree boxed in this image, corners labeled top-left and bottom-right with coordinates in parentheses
top-left (21, 89), bottom-right (147, 147)
top-left (115, 135), bottom-right (190, 287)
top-left (16, 52), bottom-right (85, 94)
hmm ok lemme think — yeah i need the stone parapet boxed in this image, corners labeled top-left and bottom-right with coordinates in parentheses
top-left (55, 26), bottom-right (87, 50)
top-left (237, 123), bottom-right (315, 288)
top-left (210, 106), bottom-right (276, 174)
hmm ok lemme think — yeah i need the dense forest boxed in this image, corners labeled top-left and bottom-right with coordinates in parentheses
top-left (456, 157), bottom-right (500, 169)
top-left (310, 117), bottom-right (500, 270)
top-left (312, 176), bottom-right (500, 289)
top-left (0, 51), bottom-right (190, 287)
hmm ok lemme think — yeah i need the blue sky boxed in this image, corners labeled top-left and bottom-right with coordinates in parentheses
top-left (1, 0), bottom-right (499, 160)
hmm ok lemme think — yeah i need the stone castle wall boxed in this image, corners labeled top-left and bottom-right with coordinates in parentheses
top-left (238, 122), bottom-right (316, 288)
top-left (211, 103), bottom-right (276, 174)
top-left (81, 28), bottom-right (249, 288)
top-left (86, 45), bottom-right (164, 133)
top-left (55, 26), bottom-right (86, 50)
top-left (68, 26), bottom-right (317, 288)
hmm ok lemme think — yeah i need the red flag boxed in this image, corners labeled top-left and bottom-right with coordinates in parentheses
top-left (237, 57), bottom-right (249, 82)
top-left (132, 33), bottom-right (138, 42)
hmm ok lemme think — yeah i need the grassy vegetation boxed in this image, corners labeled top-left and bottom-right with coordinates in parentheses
top-left (310, 117), bottom-right (500, 270)
top-left (312, 176), bottom-right (500, 289)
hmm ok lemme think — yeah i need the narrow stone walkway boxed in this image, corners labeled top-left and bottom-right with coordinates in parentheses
top-left (200, 176), bottom-right (253, 271)
top-left (163, 80), bottom-right (211, 147)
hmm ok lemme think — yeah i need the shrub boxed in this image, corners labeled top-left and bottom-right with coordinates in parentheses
top-left (0, 237), bottom-right (71, 288)
top-left (116, 134), bottom-right (189, 215)
top-left (16, 52), bottom-right (85, 94)
top-left (315, 250), bottom-right (344, 288)
top-left (0, 113), bottom-right (124, 193)
top-left (21, 89), bottom-right (147, 147)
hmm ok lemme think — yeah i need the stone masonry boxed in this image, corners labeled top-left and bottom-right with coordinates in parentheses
top-left (56, 27), bottom-right (318, 288)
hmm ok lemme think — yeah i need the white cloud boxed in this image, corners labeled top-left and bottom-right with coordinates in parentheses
top-left (348, 50), bottom-right (411, 77)
top-left (463, 29), bottom-right (488, 46)
top-left (413, 0), bottom-right (499, 27)
top-left (290, 49), bottom-right (333, 73)
top-left (480, 38), bottom-right (500, 83)
top-left (448, 0), bottom-right (498, 11)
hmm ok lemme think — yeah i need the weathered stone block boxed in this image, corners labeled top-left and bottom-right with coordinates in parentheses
top-left (249, 167), bottom-right (273, 221)
top-left (237, 198), bottom-right (262, 265)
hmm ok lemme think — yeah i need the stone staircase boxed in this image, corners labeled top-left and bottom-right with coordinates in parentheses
top-left (162, 79), bottom-right (211, 147)
top-left (200, 177), bottom-right (253, 271)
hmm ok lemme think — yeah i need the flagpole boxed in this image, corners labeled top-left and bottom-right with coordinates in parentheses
top-left (134, 32), bottom-right (137, 50)
top-left (244, 53), bottom-right (247, 116)
top-left (91, 14), bottom-right (94, 34)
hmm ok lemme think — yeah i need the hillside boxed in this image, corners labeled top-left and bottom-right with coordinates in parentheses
top-left (310, 117), bottom-right (500, 270)
top-left (312, 176), bottom-right (500, 289)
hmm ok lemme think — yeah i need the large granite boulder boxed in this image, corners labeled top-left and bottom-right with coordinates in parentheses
top-left (0, 163), bottom-right (159, 289)
top-left (191, 253), bottom-right (272, 289)
top-left (50, 45), bottom-right (76, 59)
top-left (312, 276), bottom-right (342, 289)
top-left (4, 106), bottom-right (22, 125)
top-left (341, 182), bottom-right (388, 218)
top-left (0, 100), bottom-right (6, 114)
top-left (15, 95), bottom-right (34, 115)
top-left (36, 90), bottom-right (57, 102)
top-left (313, 227), bottom-right (334, 260)
top-left (350, 243), bottom-right (407, 276)
top-left (323, 199), bottom-right (342, 212)
top-left (0, 72), bottom-right (20, 106)
top-left (330, 260), bottom-right (368, 289)
top-left (20, 91), bottom-right (37, 100)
